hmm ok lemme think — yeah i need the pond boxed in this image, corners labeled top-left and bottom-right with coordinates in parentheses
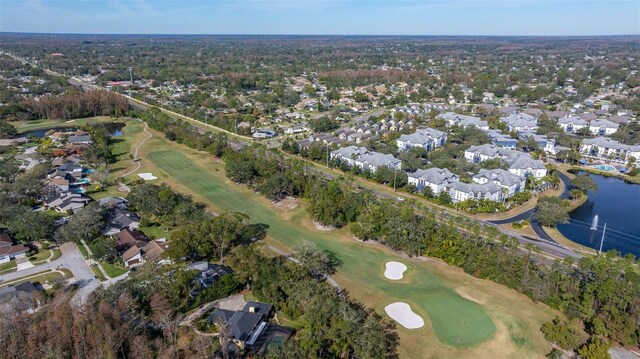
top-left (557, 173), bottom-right (640, 258)
top-left (20, 122), bottom-right (125, 138)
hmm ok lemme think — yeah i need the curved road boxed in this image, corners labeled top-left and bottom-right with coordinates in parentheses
top-left (490, 172), bottom-right (573, 243)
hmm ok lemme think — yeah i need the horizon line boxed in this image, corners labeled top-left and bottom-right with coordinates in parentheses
top-left (1, 31), bottom-right (639, 38)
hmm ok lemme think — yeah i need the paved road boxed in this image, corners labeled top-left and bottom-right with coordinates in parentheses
top-left (0, 243), bottom-right (100, 305)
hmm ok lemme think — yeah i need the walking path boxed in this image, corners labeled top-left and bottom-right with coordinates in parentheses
top-left (121, 119), bottom-right (152, 178)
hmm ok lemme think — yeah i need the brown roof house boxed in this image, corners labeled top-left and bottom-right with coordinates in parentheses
top-left (0, 231), bottom-right (29, 263)
top-left (114, 229), bottom-right (167, 268)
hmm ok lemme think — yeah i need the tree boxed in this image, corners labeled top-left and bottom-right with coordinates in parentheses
top-left (88, 236), bottom-right (117, 261)
top-left (0, 120), bottom-right (17, 138)
top-left (577, 338), bottom-right (610, 359)
top-left (570, 174), bottom-right (597, 194)
top-left (540, 317), bottom-right (584, 351)
top-left (438, 191), bottom-right (452, 205)
top-left (292, 241), bottom-right (338, 278)
top-left (535, 197), bottom-right (569, 227)
top-left (56, 202), bottom-right (106, 243)
top-left (7, 208), bottom-right (55, 244)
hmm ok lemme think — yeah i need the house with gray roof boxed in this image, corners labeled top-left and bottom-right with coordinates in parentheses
top-left (473, 169), bottom-right (525, 197)
top-left (464, 144), bottom-right (547, 179)
top-left (558, 116), bottom-right (588, 133)
top-left (437, 112), bottom-right (489, 130)
top-left (445, 181), bottom-right (504, 203)
top-left (67, 135), bottom-right (93, 145)
top-left (581, 137), bottom-right (640, 163)
top-left (330, 146), bottom-right (369, 166)
top-left (500, 113), bottom-right (538, 132)
top-left (408, 168), bottom-right (459, 194)
top-left (588, 119), bottom-right (619, 136)
top-left (354, 152), bottom-right (401, 173)
top-left (208, 301), bottom-right (274, 350)
top-left (397, 128), bottom-right (447, 152)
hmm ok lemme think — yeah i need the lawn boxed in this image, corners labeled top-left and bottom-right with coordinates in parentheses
top-left (139, 224), bottom-right (170, 240)
top-left (11, 116), bottom-right (124, 133)
top-left (91, 266), bottom-right (106, 281)
top-left (76, 242), bottom-right (90, 259)
top-left (29, 249), bottom-right (52, 263)
top-left (0, 260), bottom-right (17, 274)
top-left (114, 125), bottom-right (557, 358)
top-left (100, 261), bottom-right (129, 278)
top-left (0, 270), bottom-right (64, 287)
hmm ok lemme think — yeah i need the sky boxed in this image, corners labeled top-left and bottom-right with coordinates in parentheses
top-left (1, 0), bottom-right (639, 36)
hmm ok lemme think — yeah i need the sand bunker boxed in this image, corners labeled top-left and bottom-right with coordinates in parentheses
top-left (138, 173), bottom-right (158, 180)
top-left (385, 302), bottom-right (424, 329)
top-left (384, 261), bottom-right (408, 280)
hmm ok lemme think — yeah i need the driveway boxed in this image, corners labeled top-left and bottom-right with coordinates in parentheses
top-left (0, 242), bottom-right (98, 305)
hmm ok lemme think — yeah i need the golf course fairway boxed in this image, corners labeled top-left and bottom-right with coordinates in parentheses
top-left (147, 149), bottom-right (496, 346)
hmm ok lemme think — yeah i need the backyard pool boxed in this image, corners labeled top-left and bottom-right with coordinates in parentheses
top-left (592, 164), bottom-right (616, 171)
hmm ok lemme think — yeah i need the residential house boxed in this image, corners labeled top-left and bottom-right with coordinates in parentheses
top-left (252, 128), bottom-right (277, 139)
top-left (102, 209), bottom-right (141, 236)
top-left (42, 190), bottom-right (91, 213)
top-left (397, 128), bottom-right (447, 152)
top-left (558, 116), bottom-right (588, 133)
top-left (208, 301), bottom-right (274, 350)
top-left (407, 168), bottom-right (459, 194)
top-left (354, 152), bottom-right (402, 173)
top-left (437, 112), bottom-right (489, 130)
top-left (581, 137), bottom-right (640, 163)
top-left (67, 135), bottom-right (93, 145)
top-left (0, 281), bottom-right (43, 313)
top-left (500, 113), bottom-right (538, 132)
top-left (445, 182), bottom-right (504, 203)
top-left (0, 231), bottom-right (29, 264)
top-left (186, 261), bottom-right (233, 298)
top-left (473, 169), bottom-right (525, 197)
top-left (487, 130), bottom-right (518, 149)
top-left (464, 144), bottom-right (547, 179)
top-left (588, 119), bottom-right (619, 136)
top-left (330, 146), bottom-right (369, 166)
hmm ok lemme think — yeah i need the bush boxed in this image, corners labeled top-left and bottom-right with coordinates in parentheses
top-left (628, 168), bottom-right (640, 177)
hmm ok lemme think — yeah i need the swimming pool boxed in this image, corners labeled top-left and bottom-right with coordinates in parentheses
top-left (592, 165), bottom-right (616, 171)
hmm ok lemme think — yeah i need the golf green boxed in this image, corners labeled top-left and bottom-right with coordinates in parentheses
top-left (147, 149), bottom-right (496, 347)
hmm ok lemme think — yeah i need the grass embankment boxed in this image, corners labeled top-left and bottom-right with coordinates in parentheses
top-left (76, 243), bottom-right (90, 260)
top-left (11, 116), bottom-right (125, 133)
top-left (0, 270), bottom-right (65, 287)
top-left (0, 260), bottom-right (17, 274)
top-left (127, 126), bottom-right (557, 358)
top-left (90, 266), bottom-right (106, 281)
top-left (100, 261), bottom-right (128, 278)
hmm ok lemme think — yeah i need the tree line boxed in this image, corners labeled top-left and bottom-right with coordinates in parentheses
top-left (222, 144), bottom-right (640, 355)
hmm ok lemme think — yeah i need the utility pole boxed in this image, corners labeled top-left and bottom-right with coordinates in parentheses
top-left (393, 167), bottom-right (397, 192)
top-left (326, 143), bottom-right (330, 168)
top-left (128, 67), bottom-right (133, 98)
top-left (598, 223), bottom-right (607, 255)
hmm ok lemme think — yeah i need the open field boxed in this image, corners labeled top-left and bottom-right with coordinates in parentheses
top-left (11, 116), bottom-right (125, 133)
top-left (129, 127), bottom-right (558, 358)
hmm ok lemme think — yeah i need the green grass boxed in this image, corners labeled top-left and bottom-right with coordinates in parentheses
top-left (148, 149), bottom-right (496, 347)
top-left (100, 261), bottom-right (129, 278)
top-left (42, 209), bottom-right (67, 219)
top-left (50, 248), bottom-right (62, 261)
top-left (0, 270), bottom-right (63, 287)
top-left (76, 243), bottom-right (90, 259)
top-left (91, 266), bottom-right (106, 281)
top-left (29, 249), bottom-right (52, 263)
top-left (11, 116), bottom-right (125, 133)
top-left (0, 260), bottom-right (17, 273)
top-left (139, 224), bottom-right (169, 239)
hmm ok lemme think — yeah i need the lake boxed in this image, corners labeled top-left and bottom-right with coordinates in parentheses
top-left (557, 173), bottom-right (640, 258)
top-left (20, 122), bottom-right (125, 138)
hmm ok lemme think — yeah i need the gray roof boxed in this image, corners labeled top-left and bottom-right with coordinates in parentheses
top-left (500, 113), bottom-right (537, 128)
top-left (474, 169), bottom-right (523, 186)
top-left (357, 152), bottom-right (400, 168)
top-left (437, 112), bottom-right (488, 128)
top-left (583, 137), bottom-right (640, 152)
top-left (67, 135), bottom-right (92, 144)
top-left (398, 128), bottom-right (446, 145)
top-left (508, 154), bottom-right (547, 170)
top-left (331, 146), bottom-right (368, 159)
top-left (589, 119), bottom-right (619, 129)
top-left (558, 116), bottom-right (587, 126)
top-left (447, 181), bottom-right (502, 195)
top-left (409, 168), bottom-right (458, 184)
top-left (108, 209), bottom-right (140, 229)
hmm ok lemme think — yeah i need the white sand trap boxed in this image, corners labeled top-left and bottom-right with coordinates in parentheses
top-left (138, 173), bottom-right (157, 180)
top-left (385, 302), bottom-right (424, 329)
top-left (384, 261), bottom-right (408, 280)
